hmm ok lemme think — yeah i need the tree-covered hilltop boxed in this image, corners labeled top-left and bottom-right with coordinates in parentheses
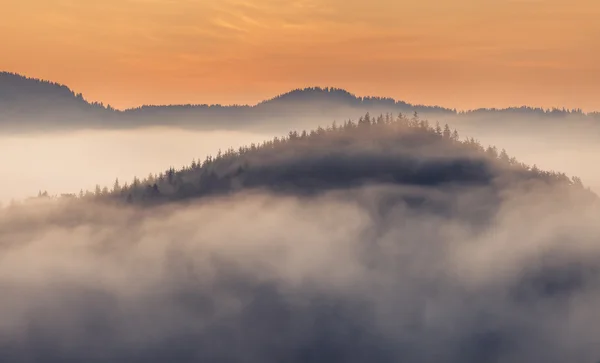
top-left (33, 112), bottom-right (590, 208)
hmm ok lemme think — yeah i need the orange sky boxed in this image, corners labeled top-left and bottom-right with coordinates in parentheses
top-left (2, 0), bottom-right (600, 111)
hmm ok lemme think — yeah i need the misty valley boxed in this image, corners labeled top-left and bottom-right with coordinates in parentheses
top-left (1, 74), bottom-right (600, 363)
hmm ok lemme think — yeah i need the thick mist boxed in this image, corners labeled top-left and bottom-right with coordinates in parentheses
top-left (0, 183), bottom-right (599, 362)
top-left (0, 128), bottom-right (274, 203)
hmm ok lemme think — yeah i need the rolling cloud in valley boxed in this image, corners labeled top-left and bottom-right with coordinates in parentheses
top-left (1, 0), bottom-right (600, 361)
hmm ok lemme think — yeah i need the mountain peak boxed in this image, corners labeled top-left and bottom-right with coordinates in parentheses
top-left (0, 71), bottom-right (80, 101)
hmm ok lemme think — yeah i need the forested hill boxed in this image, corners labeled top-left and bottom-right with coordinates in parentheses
top-left (38, 112), bottom-right (595, 216)
top-left (1, 72), bottom-right (599, 133)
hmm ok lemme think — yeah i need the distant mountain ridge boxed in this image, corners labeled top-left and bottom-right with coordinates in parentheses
top-left (0, 71), bottom-right (598, 133)
top-left (0, 71), bottom-right (452, 112)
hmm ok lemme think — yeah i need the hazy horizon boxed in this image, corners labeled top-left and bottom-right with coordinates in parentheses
top-left (3, 0), bottom-right (600, 111)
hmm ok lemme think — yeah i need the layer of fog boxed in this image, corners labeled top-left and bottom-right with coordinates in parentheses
top-left (0, 184), bottom-right (599, 362)
top-left (0, 128), bottom-right (274, 203)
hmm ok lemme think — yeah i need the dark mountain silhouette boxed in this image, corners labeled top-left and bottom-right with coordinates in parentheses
top-left (0, 72), bottom-right (111, 129)
top-left (2, 71), bottom-right (599, 134)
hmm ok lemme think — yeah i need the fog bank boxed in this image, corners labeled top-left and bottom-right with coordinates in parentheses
top-left (0, 182), bottom-right (599, 362)
top-left (0, 128), bottom-right (273, 203)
